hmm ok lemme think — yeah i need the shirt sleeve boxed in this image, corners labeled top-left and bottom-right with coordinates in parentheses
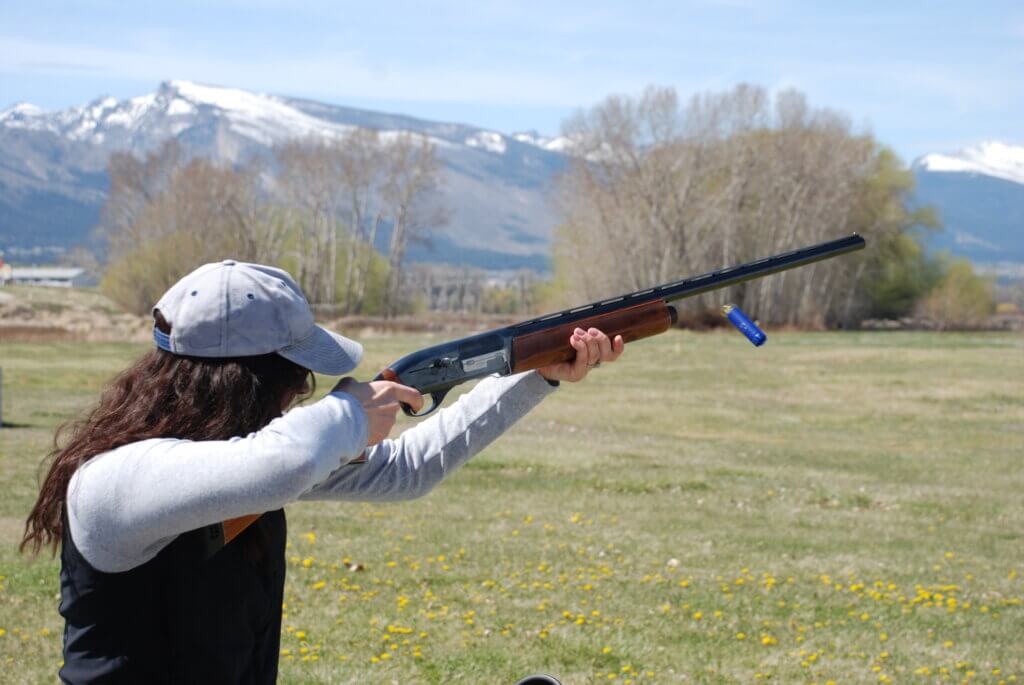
top-left (66, 392), bottom-right (369, 573)
top-left (299, 370), bottom-right (557, 502)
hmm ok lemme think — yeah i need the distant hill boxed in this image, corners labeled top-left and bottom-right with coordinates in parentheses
top-left (0, 81), bottom-right (573, 270)
top-left (912, 142), bottom-right (1024, 266)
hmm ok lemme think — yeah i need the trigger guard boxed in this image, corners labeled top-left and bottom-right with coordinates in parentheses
top-left (401, 390), bottom-right (449, 417)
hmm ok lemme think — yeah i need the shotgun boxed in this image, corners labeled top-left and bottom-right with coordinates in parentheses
top-left (379, 233), bottom-right (865, 415)
top-left (214, 233), bottom-right (865, 552)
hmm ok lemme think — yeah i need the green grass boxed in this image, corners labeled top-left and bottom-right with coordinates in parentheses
top-left (1, 331), bottom-right (1022, 684)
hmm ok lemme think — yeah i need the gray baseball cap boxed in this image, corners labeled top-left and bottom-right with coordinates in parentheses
top-left (152, 259), bottom-right (362, 375)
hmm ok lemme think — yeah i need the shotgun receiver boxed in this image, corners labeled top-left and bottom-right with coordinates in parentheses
top-left (379, 233), bottom-right (866, 416)
top-left (216, 234), bottom-right (865, 551)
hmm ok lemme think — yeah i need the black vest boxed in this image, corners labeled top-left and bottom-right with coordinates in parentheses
top-left (59, 510), bottom-right (287, 684)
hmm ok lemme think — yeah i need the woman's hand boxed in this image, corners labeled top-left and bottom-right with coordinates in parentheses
top-left (333, 378), bottom-right (425, 445)
top-left (537, 327), bottom-right (625, 383)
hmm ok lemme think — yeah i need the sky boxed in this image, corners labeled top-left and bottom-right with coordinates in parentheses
top-left (1, 0), bottom-right (1021, 161)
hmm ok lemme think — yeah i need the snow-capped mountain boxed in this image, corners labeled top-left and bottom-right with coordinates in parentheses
top-left (912, 142), bottom-right (1024, 265)
top-left (916, 142), bottom-right (1024, 186)
top-left (0, 80), bottom-right (570, 268)
top-left (3, 83), bottom-right (1020, 273)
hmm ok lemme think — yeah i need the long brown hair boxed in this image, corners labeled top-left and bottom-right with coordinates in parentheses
top-left (21, 322), bottom-right (314, 556)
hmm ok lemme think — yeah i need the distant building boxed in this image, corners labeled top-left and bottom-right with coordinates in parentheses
top-left (6, 266), bottom-right (88, 287)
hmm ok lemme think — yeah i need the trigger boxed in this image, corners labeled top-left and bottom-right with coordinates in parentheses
top-left (402, 389), bottom-right (450, 417)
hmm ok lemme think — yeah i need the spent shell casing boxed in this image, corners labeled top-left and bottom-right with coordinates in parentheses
top-left (721, 304), bottom-right (767, 347)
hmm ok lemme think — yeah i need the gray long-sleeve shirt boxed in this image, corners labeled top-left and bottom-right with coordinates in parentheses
top-left (66, 370), bottom-right (556, 573)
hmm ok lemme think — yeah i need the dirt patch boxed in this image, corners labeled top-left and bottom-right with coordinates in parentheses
top-left (0, 286), bottom-right (150, 343)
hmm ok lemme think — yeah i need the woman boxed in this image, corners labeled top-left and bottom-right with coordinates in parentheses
top-left (20, 260), bottom-right (624, 684)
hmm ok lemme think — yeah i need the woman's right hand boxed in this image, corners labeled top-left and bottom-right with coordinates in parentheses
top-left (332, 378), bottom-right (425, 445)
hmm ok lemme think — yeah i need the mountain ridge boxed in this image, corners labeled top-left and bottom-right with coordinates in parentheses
top-left (2, 81), bottom-right (1020, 273)
top-left (911, 142), bottom-right (1024, 265)
top-left (914, 141), bottom-right (1024, 186)
top-left (0, 80), bottom-right (570, 269)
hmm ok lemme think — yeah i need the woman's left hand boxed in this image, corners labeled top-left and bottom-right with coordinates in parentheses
top-left (537, 327), bottom-right (625, 383)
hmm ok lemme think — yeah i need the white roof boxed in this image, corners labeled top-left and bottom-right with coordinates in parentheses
top-left (11, 267), bottom-right (85, 279)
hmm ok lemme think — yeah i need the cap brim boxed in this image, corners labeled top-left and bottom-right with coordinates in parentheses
top-left (277, 325), bottom-right (363, 376)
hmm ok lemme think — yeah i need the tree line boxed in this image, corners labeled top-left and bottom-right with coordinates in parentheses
top-left (100, 131), bottom-right (445, 317)
top-left (552, 84), bottom-right (993, 328)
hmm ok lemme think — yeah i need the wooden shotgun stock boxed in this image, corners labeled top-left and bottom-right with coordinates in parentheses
top-left (511, 300), bottom-right (676, 373)
top-left (213, 234), bottom-right (866, 555)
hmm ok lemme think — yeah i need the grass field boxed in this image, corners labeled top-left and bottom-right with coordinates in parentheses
top-left (1, 331), bottom-right (1022, 684)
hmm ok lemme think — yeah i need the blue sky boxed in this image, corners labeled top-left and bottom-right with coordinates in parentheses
top-left (1, 0), bottom-right (1021, 161)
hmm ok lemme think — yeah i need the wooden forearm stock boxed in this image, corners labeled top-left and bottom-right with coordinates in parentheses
top-left (511, 300), bottom-right (676, 373)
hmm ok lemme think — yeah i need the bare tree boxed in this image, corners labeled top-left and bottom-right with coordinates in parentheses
top-left (274, 139), bottom-right (349, 305)
top-left (380, 133), bottom-right (448, 317)
top-left (100, 127), bottom-right (449, 316)
top-left (101, 139), bottom-right (183, 256)
top-left (337, 129), bottom-right (387, 314)
top-left (101, 157), bottom-right (282, 314)
top-left (555, 84), bottom-right (919, 327)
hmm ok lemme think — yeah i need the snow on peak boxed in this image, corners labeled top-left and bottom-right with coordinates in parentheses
top-left (465, 131), bottom-right (507, 155)
top-left (0, 103), bottom-right (49, 131)
top-left (1, 81), bottom-right (564, 159)
top-left (512, 131), bottom-right (575, 153)
top-left (918, 141), bottom-right (1024, 185)
top-left (165, 80), bottom-right (269, 111)
top-left (1, 102), bottom-right (45, 119)
top-left (160, 79), bottom-right (354, 145)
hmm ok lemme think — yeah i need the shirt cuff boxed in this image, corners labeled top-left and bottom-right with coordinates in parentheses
top-left (323, 390), bottom-right (371, 458)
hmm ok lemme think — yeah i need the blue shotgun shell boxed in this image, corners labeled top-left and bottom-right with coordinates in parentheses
top-left (722, 304), bottom-right (767, 346)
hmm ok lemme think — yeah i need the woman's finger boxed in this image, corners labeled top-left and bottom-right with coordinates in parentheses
top-left (589, 328), bottom-right (614, 360)
top-left (570, 331), bottom-right (590, 378)
top-left (584, 331), bottom-right (601, 366)
top-left (392, 384), bottom-right (426, 413)
top-left (609, 334), bottom-right (625, 360)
